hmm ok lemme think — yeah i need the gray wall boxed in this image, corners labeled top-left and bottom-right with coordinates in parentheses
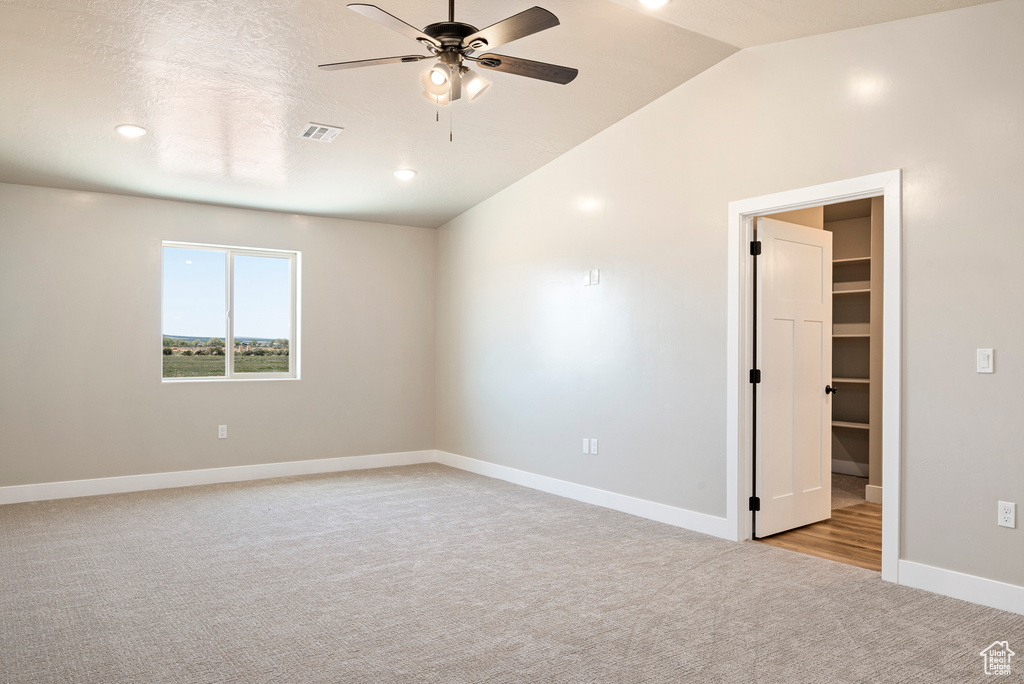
top-left (0, 183), bottom-right (437, 485)
top-left (436, 1), bottom-right (1024, 586)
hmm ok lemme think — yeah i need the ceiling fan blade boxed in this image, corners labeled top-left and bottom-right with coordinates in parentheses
top-left (318, 55), bottom-right (429, 70)
top-left (461, 7), bottom-right (559, 51)
top-left (476, 53), bottom-right (578, 85)
top-left (347, 4), bottom-right (441, 49)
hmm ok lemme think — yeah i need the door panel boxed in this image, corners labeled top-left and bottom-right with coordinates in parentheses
top-left (756, 217), bottom-right (833, 538)
top-left (764, 317), bottom-right (795, 501)
top-left (795, 319), bottom-right (825, 494)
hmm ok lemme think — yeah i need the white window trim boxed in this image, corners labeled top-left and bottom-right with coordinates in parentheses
top-left (161, 241), bottom-right (301, 382)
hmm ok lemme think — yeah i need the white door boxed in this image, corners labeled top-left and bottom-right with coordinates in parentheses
top-left (755, 217), bottom-right (833, 538)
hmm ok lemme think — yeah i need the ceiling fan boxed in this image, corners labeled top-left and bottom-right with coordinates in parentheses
top-left (318, 1), bottom-right (578, 105)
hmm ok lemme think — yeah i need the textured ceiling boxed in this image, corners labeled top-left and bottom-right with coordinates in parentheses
top-left (0, 0), bottom-right (735, 228)
top-left (609, 0), bottom-right (1000, 48)
top-left (0, 0), bottom-right (999, 227)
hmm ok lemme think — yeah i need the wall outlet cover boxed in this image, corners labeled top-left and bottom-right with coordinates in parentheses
top-left (998, 501), bottom-right (1015, 528)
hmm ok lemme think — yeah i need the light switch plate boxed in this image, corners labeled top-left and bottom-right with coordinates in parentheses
top-left (589, 438), bottom-right (598, 455)
top-left (590, 269), bottom-right (600, 285)
top-left (584, 271), bottom-right (591, 286)
top-left (582, 438), bottom-right (590, 454)
top-left (977, 348), bottom-right (994, 373)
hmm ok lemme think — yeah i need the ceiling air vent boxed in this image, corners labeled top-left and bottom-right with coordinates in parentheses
top-left (299, 122), bottom-right (343, 143)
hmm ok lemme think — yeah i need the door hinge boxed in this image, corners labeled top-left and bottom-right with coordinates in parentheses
top-left (750, 240), bottom-right (762, 256)
top-left (749, 496), bottom-right (761, 512)
top-left (749, 369), bottom-right (761, 384)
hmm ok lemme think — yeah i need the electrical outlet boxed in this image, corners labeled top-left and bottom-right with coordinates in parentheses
top-left (998, 501), bottom-right (1016, 528)
top-left (218, 425), bottom-right (228, 439)
top-left (590, 438), bottom-right (598, 455)
top-left (590, 269), bottom-right (600, 285)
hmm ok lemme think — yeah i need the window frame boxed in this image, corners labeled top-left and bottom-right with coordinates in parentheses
top-left (161, 241), bottom-right (300, 382)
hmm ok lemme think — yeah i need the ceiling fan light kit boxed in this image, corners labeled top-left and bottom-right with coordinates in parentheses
top-left (421, 62), bottom-right (452, 98)
top-left (421, 90), bottom-right (451, 106)
top-left (319, 0), bottom-right (577, 108)
top-left (462, 69), bottom-right (490, 100)
top-left (429, 68), bottom-right (448, 86)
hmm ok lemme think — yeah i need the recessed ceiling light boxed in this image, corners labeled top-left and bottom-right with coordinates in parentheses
top-left (115, 124), bottom-right (147, 137)
top-left (394, 169), bottom-right (417, 181)
top-left (639, 0), bottom-right (670, 7)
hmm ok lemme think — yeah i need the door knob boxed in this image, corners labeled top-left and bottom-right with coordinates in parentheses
top-left (825, 385), bottom-right (838, 395)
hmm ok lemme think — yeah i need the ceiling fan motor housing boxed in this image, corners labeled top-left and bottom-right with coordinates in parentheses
top-left (423, 21), bottom-right (480, 48)
top-left (436, 50), bottom-right (462, 68)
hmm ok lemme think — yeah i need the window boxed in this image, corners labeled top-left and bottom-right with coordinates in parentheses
top-left (162, 242), bottom-right (299, 380)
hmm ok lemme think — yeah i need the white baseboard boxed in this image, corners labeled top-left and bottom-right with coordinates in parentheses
top-left (865, 484), bottom-right (882, 503)
top-left (431, 457), bottom-right (1022, 616)
top-left (831, 459), bottom-right (869, 477)
top-left (7, 448), bottom-right (1022, 617)
top-left (899, 560), bottom-right (1024, 617)
top-left (0, 450), bottom-right (436, 505)
top-left (435, 450), bottom-right (730, 540)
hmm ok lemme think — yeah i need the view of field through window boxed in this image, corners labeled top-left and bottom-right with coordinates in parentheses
top-left (162, 246), bottom-right (292, 378)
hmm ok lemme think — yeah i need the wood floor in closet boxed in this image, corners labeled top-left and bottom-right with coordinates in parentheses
top-left (756, 502), bottom-right (882, 571)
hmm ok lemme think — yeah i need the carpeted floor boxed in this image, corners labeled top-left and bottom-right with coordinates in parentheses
top-left (1, 464), bottom-right (1021, 683)
top-left (831, 472), bottom-right (868, 510)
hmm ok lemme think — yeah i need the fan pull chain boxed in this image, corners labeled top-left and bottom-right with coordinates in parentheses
top-left (449, 104), bottom-right (453, 142)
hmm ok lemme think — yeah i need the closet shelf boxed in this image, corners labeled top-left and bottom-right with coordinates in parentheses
top-left (832, 420), bottom-right (870, 430)
top-left (832, 377), bottom-right (869, 384)
top-left (833, 256), bottom-right (871, 264)
top-left (832, 288), bottom-right (871, 295)
top-left (833, 333), bottom-right (869, 338)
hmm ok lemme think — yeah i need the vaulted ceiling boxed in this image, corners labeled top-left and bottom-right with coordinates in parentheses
top-left (0, 0), bottom-right (998, 227)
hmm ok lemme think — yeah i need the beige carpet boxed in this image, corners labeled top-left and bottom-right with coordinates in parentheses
top-left (832, 472), bottom-right (868, 510)
top-left (1, 464), bottom-right (1021, 683)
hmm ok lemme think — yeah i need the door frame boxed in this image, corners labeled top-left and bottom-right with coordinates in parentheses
top-left (725, 170), bottom-right (902, 583)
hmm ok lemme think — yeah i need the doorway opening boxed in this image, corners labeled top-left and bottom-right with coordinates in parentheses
top-left (725, 171), bottom-right (902, 583)
top-left (751, 198), bottom-right (883, 571)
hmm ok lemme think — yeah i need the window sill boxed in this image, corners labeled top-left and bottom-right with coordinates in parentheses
top-left (161, 375), bottom-right (299, 383)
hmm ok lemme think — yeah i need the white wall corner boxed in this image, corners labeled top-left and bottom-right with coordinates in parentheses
top-left (434, 450), bottom-right (730, 540)
top-left (864, 484), bottom-right (882, 504)
top-left (0, 450), bottom-right (436, 505)
top-left (898, 560), bottom-right (1024, 617)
